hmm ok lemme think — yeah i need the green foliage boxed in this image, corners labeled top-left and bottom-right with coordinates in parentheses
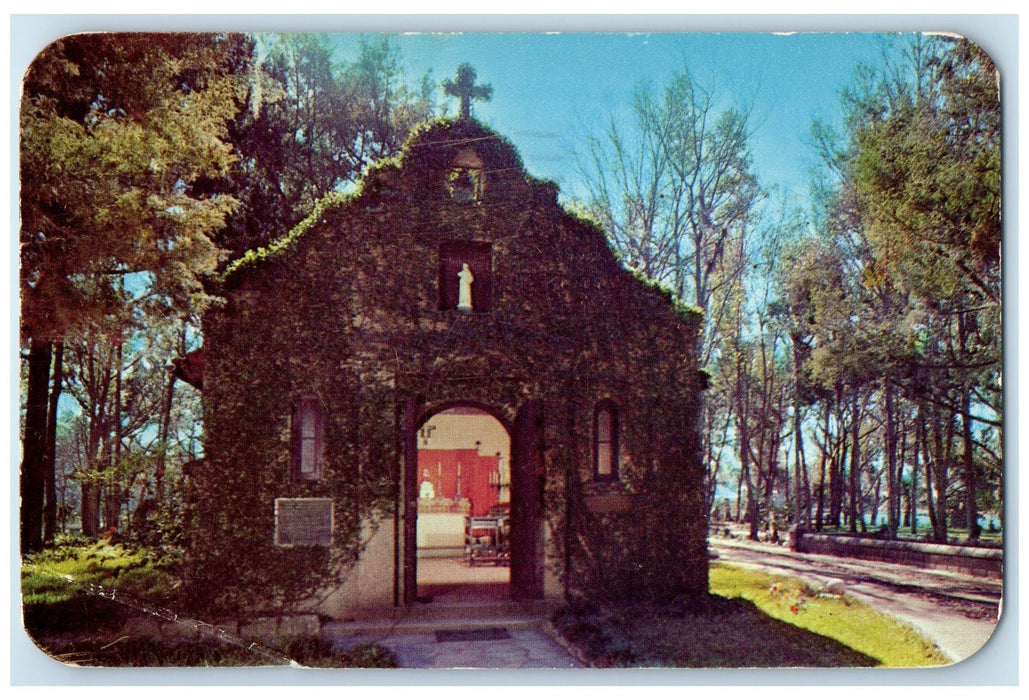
top-left (770, 35), bottom-right (1004, 542)
top-left (552, 601), bottom-right (638, 665)
top-left (33, 635), bottom-right (398, 668)
top-left (202, 33), bottom-right (437, 257)
top-left (278, 638), bottom-right (398, 668)
top-left (853, 38), bottom-right (999, 298)
top-left (854, 106), bottom-right (998, 303)
top-left (22, 540), bottom-right (397, 668)
top-left (21, 33), bottom-right (244, 342)
top-left (198, 118), bottom-right (707, 612)
top-left (398, 116), bottom-right (527, 179)
top-left (221, 118), bottom-right (531, 282)
top-left (21, 538), bottom-right (181, 606)
top-left (709, 564), bottom-right (949, 666)
top-left (20, 34), bottom-right (245, 552)
top-left (220, 189), bottom-right (354, 281)
top-left (330, 642), bottom-right (399, 668)
top-left (39, 637), bottom-right (265, 667)
top-left (23, 32), bottom-right (438, 555)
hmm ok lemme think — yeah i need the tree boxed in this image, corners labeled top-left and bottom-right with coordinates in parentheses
top-left (850, 37), bottom-right (1001, 540)
top-left (200, 34), bottom-right (438, 257)
top-left (577, 86), bottom-right (684, 292)
top-left (59, 317), bottom-right (202, 538)
top-left (795, 35), bottom-right (1001, 542)
top-left (20, 33), bottom-right (242, 551)
top-left (578, 69), bottom-right (760, 355)
top-left (577, 69), bottom-right (761, 530)
top-left (22, 33), bottom-right (442, 550)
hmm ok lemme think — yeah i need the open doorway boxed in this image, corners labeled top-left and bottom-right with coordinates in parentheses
top-left (415, 405), bottom-right (511, 603)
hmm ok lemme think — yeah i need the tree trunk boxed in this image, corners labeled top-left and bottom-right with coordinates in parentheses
top-left (81, 483), bottom-right (101, 537)
top-left (21, 338), bottom-right (52, 554)
top-left (740, 422), bottom-right (759, 539)
top-left (793, 403), bottom-right (805, 528)
top-left (741, 444), bottom-right (759, 541)
top-left (911, 408), bottom-right (921, 535)
top-left (926, 403), bottom-right (949, 543)
top-left (736, 374), bottom-right (759, 541)
top-left (156, 371), bottom-right (175, 505)
top-left (800, 424), bottom-right (812, 527)
top-left (734, 463), bottom-right (744, 522)
top-left (956, 310), bottom-right (981, 541)
top-left (942, 405), bottom-right (954, 539)
top-left (961, 387), bottom-right (980, 540)
top-left (832, 432), bottom-right (847, 529)
top-left (896, 404), bottom-right (907, 530)
top-left (156, 322), bottom-right (186, 505)
top-left (849, 389), bottom-right (862, 533)
top-left (871, 474), bottom-right (882, 527)
top-left (921, 406), bottom-right (938, 539)
top-left (815, 403), bottom-right (829, 531)
top-left (103, 342), bottom-right (124, 531)
top-left (81, 341), bottom-right (109, 538)
top-left (43, 341), bottom-right (64, 544)
top-left (828, 393), bottom-right (843, 529)
top-left (883, 382), bottom-right (898, 538)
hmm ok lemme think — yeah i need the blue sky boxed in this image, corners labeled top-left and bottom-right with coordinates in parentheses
top-left (334, 31), bottom-right (894, 207)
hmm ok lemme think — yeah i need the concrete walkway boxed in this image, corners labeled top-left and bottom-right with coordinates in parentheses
top-left (322, 556), bottom-right (584, 669)
top-left (332, 626), bottom-right (584, 669)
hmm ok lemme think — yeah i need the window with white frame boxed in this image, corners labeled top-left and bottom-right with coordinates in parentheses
top-left (594, 401), bottom-right (619, 481)
top-left (292, 395), bottom-right (324, 481)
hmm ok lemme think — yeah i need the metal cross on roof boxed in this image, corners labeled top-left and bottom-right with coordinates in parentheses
top-left (442, 63), bottom-right (494, 120)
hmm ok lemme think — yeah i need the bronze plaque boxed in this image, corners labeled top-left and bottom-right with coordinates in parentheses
top-left (274, 498), bottom-right (334, 547)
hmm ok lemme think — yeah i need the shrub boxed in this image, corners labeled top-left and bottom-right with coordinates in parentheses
top-left (552, 603), bottom-right (637, 666)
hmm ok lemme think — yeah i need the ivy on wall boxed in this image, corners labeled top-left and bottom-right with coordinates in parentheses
top-left (190, 119), bottom-right (707, 615)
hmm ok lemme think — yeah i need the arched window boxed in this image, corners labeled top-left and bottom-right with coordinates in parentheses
top-left (291, 395), bottom-right (325, 482)
top-left (447, 167), bottom-right (482, 203)
top-left (448, 147), bottom-right (485, 203)
top-left (593, 401), bottom-right (619, 481)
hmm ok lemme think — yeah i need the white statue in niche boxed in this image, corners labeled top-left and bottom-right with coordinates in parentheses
top-left (457, 262), bottom-right (475, 311)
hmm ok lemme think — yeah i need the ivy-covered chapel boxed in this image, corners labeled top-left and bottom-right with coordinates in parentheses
top-left (188, 119), bottom-right (708, 618)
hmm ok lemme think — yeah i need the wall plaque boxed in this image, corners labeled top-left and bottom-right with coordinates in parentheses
top-left (274, 498), bottom-right (334, 547)
top-left (584, 492), bottom-right (634, 514)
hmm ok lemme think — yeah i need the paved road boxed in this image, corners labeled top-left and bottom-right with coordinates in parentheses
top-left (710, 534), bottom-right (1003, 663)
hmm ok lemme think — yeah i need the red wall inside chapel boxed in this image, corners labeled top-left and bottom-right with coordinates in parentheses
top-left (417, 448), bottom-right (502, 516)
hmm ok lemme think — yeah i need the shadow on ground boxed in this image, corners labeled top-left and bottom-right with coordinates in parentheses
top-left (553, 595), bottom-right (880, 668)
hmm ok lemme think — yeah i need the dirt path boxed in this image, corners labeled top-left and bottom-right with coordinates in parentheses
top-left (710, 535), bottom-right (1002, 663)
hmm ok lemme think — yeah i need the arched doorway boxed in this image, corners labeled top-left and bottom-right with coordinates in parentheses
top-left (415, 405), bottom-right (511, 602)
top-left (399, 396), bottom-right (545, 606)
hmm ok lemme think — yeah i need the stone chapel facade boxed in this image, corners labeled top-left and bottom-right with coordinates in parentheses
top-left (189, 119), bottom-right (708, 618)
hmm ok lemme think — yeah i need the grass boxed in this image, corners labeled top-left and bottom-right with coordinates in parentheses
top-left (27, 539), bottom-right (950, 669)
top-left (553, 563), bottom-right (950, 668)
top-left (21, 538), bottom-right (397, 668)
top-left (37, 635), bottom-right (398, 668)
top-left (21, 537), bottom-right (178, 606)
top-left (709, 563), bottom-right (949, 667)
